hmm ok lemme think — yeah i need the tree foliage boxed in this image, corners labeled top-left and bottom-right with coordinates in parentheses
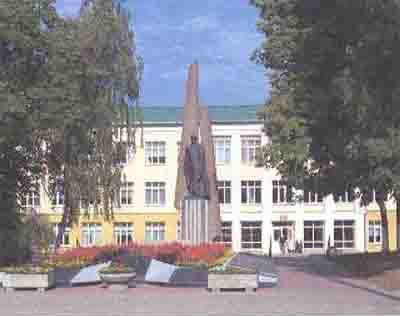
top-left (252, 0), bottom-right (400, 253)
top-left (0, 0), bottom-right (142, 258)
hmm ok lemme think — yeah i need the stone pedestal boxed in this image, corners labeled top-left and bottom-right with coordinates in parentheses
top-left (181, 196), bottom-right (209, 244)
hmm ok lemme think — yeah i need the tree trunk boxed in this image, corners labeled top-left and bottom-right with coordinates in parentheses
top-left (376, 197), bottom-right (390, 254)
top-left (396, 196), bottom-right (400, 253)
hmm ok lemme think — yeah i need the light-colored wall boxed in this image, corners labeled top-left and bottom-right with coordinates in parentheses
top-left (36, 121), bottom-right (398, 252)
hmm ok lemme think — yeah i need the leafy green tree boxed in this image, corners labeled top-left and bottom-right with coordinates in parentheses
top-left (252, 0), bottom-right (400, 253)
top-left (0, 0), bottom-right (142, 256)
top-left (0, 0), bottom-right (60, 263)
top-left (42, 0), bottom-right (143, 247)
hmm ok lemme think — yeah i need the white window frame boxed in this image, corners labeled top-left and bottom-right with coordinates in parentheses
top-left (52, 224), bottom-right (71, 247)
top-left (217, 181), bottom-right (231, 205)
top-left (303, 190), bottom-right (323, 204)
top-left (304, 220), bottom-right (324, 249)
top-left (368, 220), bottom-right (382, 244)
top-left (114, 141), bottom-right (132, 165)
top-left (272, 180), bottom-right (292, 204)
top-left (114, 223), bottom-right (134, 245)
top-left (213, 136), bottom-right (231, 165)
top-left (219, 221), bottom-right (232, 247)
top-left (241, 180), bottom-right (262, 204)
top-left (145, 222), bottom-right (165, 241)
top-left (334, 220), bottom-right (355, 249)
top-left (145, 182), bottom-right (166, 206)
top-left (241, 221), bottom-right (262, 250)
top-left (81, 223), bottom-right (102, 247)
top-left (51, 179), bottom-right (64, 206)
top-left (241, 136), bottom-right (261, 164)
top-left (334, 189), bottom-right (355, 203)
top-left (145, 141), bottom-right (166, 165)
top-left (120, 182), bottom-right (134, 206)
top-left (22, 186), bottom-right (41, 208)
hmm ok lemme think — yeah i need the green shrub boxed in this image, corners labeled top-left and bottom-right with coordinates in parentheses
top-left (0, 212), bottom-right (53, 266)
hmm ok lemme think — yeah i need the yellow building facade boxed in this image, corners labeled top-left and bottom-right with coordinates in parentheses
top-left (367, 210), bottom-right (397, 252)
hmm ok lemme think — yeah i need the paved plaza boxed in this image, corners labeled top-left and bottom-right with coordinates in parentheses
top-left (1, 256), bottom-right (400, 316)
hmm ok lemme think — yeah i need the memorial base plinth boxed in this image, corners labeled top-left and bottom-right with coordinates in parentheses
top-left (181, 196), bottom-right (208, 244)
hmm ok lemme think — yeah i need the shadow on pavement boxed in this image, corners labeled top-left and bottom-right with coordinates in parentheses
top-left (272, 254), bottom-right (400, 302)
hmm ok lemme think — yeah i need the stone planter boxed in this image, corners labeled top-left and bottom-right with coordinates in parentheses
top-left (99, 272), bottom-right (136, 291)
top-left (3, 271), bottom-right (55, 292)
top-left (0, 272), bottom-right (5, 287)
top-left (208, 273), bottom-right (258, 292)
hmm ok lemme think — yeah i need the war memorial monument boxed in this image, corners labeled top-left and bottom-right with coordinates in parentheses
top-left (174, 62), bottom-right (221, 244)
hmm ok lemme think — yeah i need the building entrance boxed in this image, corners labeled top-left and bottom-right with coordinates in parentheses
top-left (272, 221), bottom-right (295, 254)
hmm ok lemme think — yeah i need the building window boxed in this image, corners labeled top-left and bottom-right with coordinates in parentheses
top-left (214, 136), bottom-right (231, 164)
top-left (114, 223), bottom-right (134, 245)
top-left (145, 141), bottom-right (166, 165)
top-left (81, 223), bottom-right (102, 246)
top-left (120, 182), bottom-right (134, 205)
top-left (365, 189), bottom-right (389, 203)
top-left (145, 182), bottom-right (166, 206)
top-left (272, 180), bottom-right (292, 204)
top-left (22, 186), bottom-right (41, 208)
top-left (304, 220), bottom-right (324, 249)
top-left (51, 179), bottom-right (64, 206)
top-left (241, 221), bottom-right (262, 249)
top-left (52, 224), bottom-right (70, 246)
top-left (115, 142), bottom-right (127, 165)
top-left (80, 196), bottom-right (101, 209)
top-left (145, 222), bottom-right (165, 241)
top-left (241, 136), bottom-right (261, 163)
top-left (217, 181), bottom-right (231, 204)
top-left (241, 181), bottom-right (262, 204)
top-left (334, 189), bottom-right (355, 203)
top-left (303, 190), bottom-right (323, 203)
top-left (334, 220), bottom-right (355, 249)
top-left (368, 220), bottom-right (381, 244)
top-left (219, 221), bottom-right (232, 247)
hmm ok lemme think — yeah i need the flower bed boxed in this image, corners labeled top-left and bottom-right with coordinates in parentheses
top-left (208, 266), bottom-right (257, 275)
top-left (50, 242), bottom-right (229, 268)
top-left (100, 262), bottom-right (135, 274)
top-left (0, 265), bottom-right (53, 274)
top-left (44, 243), bottom-right (229, 287)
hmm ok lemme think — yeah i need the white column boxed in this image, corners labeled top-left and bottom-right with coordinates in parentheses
top-left (295, 200), bottom-right (305, 244)
top-left (230, 133), bottom-right (242, 253)
top-left (262, 170), bottom-right (272, 254)
top-left (324, 194), bottom-right (336, 249)
top-left (354, 194), bottom-right (366, 252)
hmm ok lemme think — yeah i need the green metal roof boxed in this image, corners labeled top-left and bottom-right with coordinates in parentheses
top-left (139, 105), bottom-right (263, 124)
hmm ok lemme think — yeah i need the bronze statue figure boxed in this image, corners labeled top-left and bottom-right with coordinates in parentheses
top-left (184, 135), bottom-right (209, 198)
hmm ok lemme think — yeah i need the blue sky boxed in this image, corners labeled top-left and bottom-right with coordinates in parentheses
top-left (55, 0), bottom-right (268, 107)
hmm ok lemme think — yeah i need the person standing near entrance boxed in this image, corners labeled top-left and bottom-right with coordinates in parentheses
top-left (279, 234), bottom-right (287, 255)
top-left (287, 229), bottom-right (295, 253)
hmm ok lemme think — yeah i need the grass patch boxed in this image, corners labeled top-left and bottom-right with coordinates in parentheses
top-left (330, 251), bottom-right (400, 277)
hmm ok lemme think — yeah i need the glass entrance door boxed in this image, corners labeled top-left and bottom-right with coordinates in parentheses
top-left (272, 221), bottom-right (294, 253)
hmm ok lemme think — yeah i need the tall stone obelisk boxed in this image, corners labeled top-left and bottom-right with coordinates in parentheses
top-left (174, 63), bottom-right (221, 243)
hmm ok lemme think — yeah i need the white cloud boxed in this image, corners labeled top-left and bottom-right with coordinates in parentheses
top-left (181, 15), bottom-right (218, 32)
